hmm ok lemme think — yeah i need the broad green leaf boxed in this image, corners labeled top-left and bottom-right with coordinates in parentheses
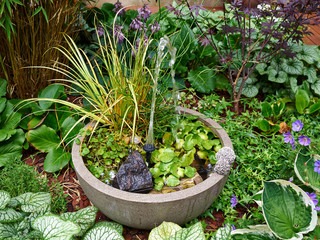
top-left (44, 148), bottom-right (71, 173)
top-left (166, 175), bottom-right (180, 187)
top-left (32, 214), bottom-right (80, 240)
top-left (149, 221), bottom-right (182, 240)
top-left (82, 224), bottom-right (124, 240)
top-left (38, 84), bottom-right (65, 110)
top-left (0, 208), bottom-right (24, 223)
top-left (294, 149), bottom-right (320, 192)
top-left (93, 221), bottom-right (123, 235)
top-left (289, 77), bottom-right (299, 94)
top-left (281, 58), bottom-right (303, 75)
top-left (180, 150), bottom-right (194, 167)
top-left (256, 119), bottom-right (270, 132)
top-left (27, 125), bottom-right (61, 152)
top-left (188, 66), bottom-right (216, 94)
top-left (311, 81), bottom-right (320, 96)
top-left (184, 166), bottom-right (196, 178)
top-left (268, 69), bottom-right (288, 83)
top-left (255, 63), bottom-right (268, 75)
top-left (158, 149), bottom-right (176, 163)
top-left (309, 102), bottom-right (320, 114)
top-left (0, 98), bottom-right (6, 113)
top-left (295, 89), bottom-right (310, 114)
top-left (262, 180), bottom-right (317, 239)
top-left (168, 222), bottom-right (205, 240)
top-left (0, 191), bottom-right (10, 210)
top-left (212, 225), bottom-right (232, 240)
top-left (61, 117), bottom-right (82, 145)
top-left (261, 102), bottom-right (272, 118)
top-left (0, 129), bottom-right (16, 142)
top-left (0, 101), bottom-right (22, 130)
top-left (303, 67), bottom-right (317, 84)
top-left (61, 206), bottom-right (98, 237)
top-left (0, 129), bottom-right (25, 167)
top-left (0, 79), bottom-right (7, 97)
top-left (15, 192), bottom-right (51, 213)
top-left (231, 225), bottom-right (278, 239)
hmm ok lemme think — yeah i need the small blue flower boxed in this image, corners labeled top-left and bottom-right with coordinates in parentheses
top-left (283, 132), bottom-right (294, 144)
top-left (292, 120), bottom-right (303, 132)
top-left (230, 195), bottom-right (237, 208)
top-left (306, 192), bottom-right (318, 206)
top-left (314, 161), bottom-right (320, 174)
top-left (224, 224), bottom-right (236, 231)
top-left (298, 135), bottom-right (311, 146)
top-left (315, 207), bottom-right (320, 211)
top-left (289, 177), bottom-right (293, 182)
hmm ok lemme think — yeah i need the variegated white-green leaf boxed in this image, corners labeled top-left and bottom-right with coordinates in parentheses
top-left (32, 214), bottom-right (80, 240)
top-left (0, 222), bottom-right (19, 239)
top-left (26, 205), bottom-right (51, 225)
top-left (15, 192), bottom-right (51, 213)
top-left (168, 222), bottom-right (205, 240)
top-left (149, 221), bottom-right (182, 240)
top-left (211, 225), bottom-right (232, 240)
top-left (0, 191), bottom-right (10, 210)
top-left (7, 197), bottom-right (19, 208)
top-left (231, 225), bottom-right (278, 239)
top-left (82, 224), bottom-right (124, 240)
top-left (94, 221), bottom-right (123, 235)
top-left (0, 208), bottom-right (24, 223)
top-left (61, 206), bottom-right (98, 237)
top-left (253, 190), bottom-right (262, 207)
top-left (311, 81), bottom-right (320, 96)
top-left (262, 180), bottom-right (317, 240)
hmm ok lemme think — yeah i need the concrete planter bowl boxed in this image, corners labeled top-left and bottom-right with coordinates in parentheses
top-left (72, 106), bottom-right (233, 230)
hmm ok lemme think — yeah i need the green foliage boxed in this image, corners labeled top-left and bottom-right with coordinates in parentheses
top-left (0, 190), bottom-right (124, 240)
top-left (150, 118), bottom-right (221, 190)
top-left (0, 160), bottom-right (67, 214)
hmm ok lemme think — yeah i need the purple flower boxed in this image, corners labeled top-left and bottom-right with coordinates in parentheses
top-left (137, 4), bottom-right (152, 20)
top-left (113, 0), bottom-right (126, 16)
top-left (283, 131), bottom-right (295, 150)
top-left (96, 25), bottom-right (104, 37)
top-left (129, 18), bottom-right (146, 31)
top-left (315, 207), bottom-right (320, 211)
top-left (298, 135), bottom-right (311, 146)
top-left (189, 4), bottom-right (206, 16)
top-left (151, 21), bottom-right (160, 33)
top-left (289, 177), bottom-right (293, 182)
top-left (224, 224), bottom-right (236, 231)
top-left (306, 192), bottom-right (319, 206)
top-left (199, 36), bottom-right (211, 47)
top-left (113, 24), bottom-right (125, 44)
top-left (165, 4), bottom-right (183, 17)
top-left (230, 195), bottom-right (237, 208)
top-left (292, 120), bottom-right (303, 132)
top-left (314, 160), bottom-right (320, 174)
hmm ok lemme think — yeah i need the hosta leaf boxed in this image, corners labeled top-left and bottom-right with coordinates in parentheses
top-left (303, 67), bottom-right (317, 84)
top-left (168, 222), bottom-right (205, 240)
top-left (44, 148), bottom-right (71, 173)
top-left (82, 224), bottom-right (124, 240)
top-left (281, 58), bottom-right (303, 75)
top-left (0, 191), bottom-right (10, 210)
top-left (38, 84), bottom-right (65, 110)
top-left (61, 206), bottom-right (98, 237)
top-left (212, 225), bottom-right (232, 240)
top-left (311, 81), bottom-right (320, 96)
top-left (294, 149), bottom-right (320, 192)
top-left (15, 192), bottom-right (51, 213)
top-left (0, 208), bottom-right (24, 223)
top-left (256, 119), bottom-right (270, 132)
top-left (94, 221), bottom-right (123, 235)
top-left (187, 66), bottom-right (216, 94)
top-left (231, 225), bottom-right (278, 239)
top-left (268, 69), bottom-right (288, 83)
top-left (32, 214), bottom-right (80, 240)
top-left (27, 125), bottom-right (61, 152)
top-left (149, 221), bottom-right (182, 240)
top-left (262, 180), bottom-right (317, 239)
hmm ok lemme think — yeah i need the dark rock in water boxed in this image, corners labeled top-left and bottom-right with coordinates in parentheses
top-left (112, 150), bottom-right (153, 193)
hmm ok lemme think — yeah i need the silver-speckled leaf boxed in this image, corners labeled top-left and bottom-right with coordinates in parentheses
top-left (94, 221), bottom-right (124, 235)
top-left (82, 224), bottom-right (124, 240)
top-left (15, 192), bottom-right (51, 213)
top-left (0, 191), bottom-right (10, 210)
top-left (0, 208), bottom-right (24, 223)
top-left (168, 222), bottom-right (205, 240)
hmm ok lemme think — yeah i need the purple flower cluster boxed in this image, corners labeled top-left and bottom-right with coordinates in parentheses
top-left (151, 21), bottom-right (160, 34)
top-left (129, 18), bottom-right (146, 31)
top-left (113, 24), bottom-right (125, 44)
top-left (283, 120), bottom-right (310, 150)
top-left (129, 4), bottom-right (156, 33)
top-left (113, 0), bottom-right (126, 16)
top-left (230, 195), bottom-right (237, 208)
top-left (96, 25), bottom-right (105, 37)
top-left (306, 192), bottom-right (320, 212)
top-left (137, 4), bottom-right (152, 20)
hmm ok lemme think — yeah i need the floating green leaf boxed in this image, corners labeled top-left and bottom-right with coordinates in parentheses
top-left (33, 214), bottom-right (80, 240)
top-left (294, 150), bottom-right (320, 192)
top-left (158, 149), bottom-right (176, 163)
top-left (166, 175), bottom-right (180, 187)
top-left (149, 221), bottom-right (182, 240)
top-left (262, 180), bottom-right (317, 239)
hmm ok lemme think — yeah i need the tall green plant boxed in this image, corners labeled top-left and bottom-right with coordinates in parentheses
top-left (0, 0), bottom-right (91, 99)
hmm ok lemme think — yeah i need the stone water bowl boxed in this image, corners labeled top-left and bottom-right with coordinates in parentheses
top-left (72, 107), bottom-right (233, 229)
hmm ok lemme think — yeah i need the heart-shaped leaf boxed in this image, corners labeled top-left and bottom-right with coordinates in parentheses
top-left (15, 192), bottom-right (51, 213)
top-left (0, 208), bottom-right (24, 223)
top-left (168, 222), bottom-right (205, 240)
top-left (212, 225), bottom-right (232, 240)
top-left (149, 221), bottom-right (182, 240)
top-left (93, 221), bottom-right (123, 235)
top-left (0, 191), bottom-right (10, 210)
top-left (82, 224), bottom-right (124, 240)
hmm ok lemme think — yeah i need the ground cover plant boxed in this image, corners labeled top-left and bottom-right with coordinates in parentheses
top-left (0, 0), bottom-right (320, 239)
